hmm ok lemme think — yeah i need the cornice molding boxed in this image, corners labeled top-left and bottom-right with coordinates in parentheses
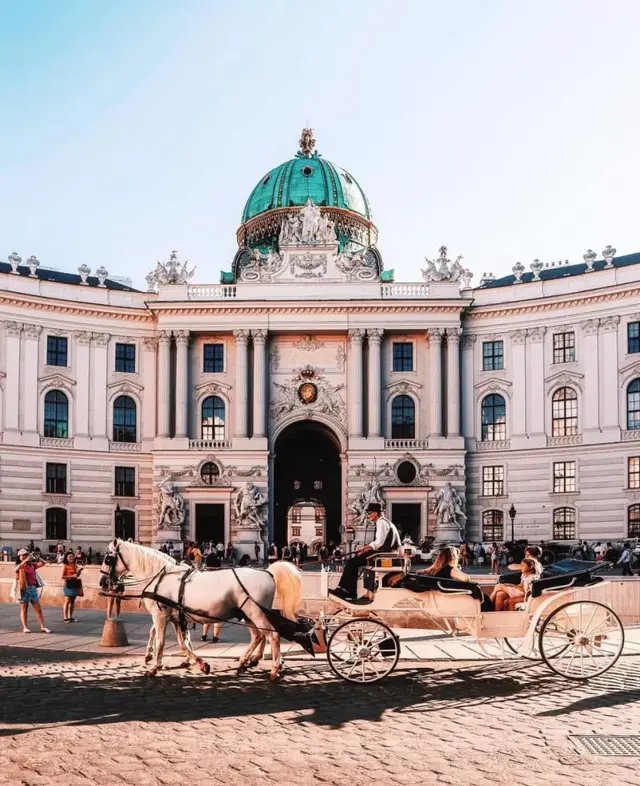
top-left (0, 293), bottom-right (151, 322)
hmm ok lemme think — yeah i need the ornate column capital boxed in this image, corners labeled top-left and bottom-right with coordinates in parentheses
top-left (367, 328), bottom-right (383, 344)
top-left (252, 329), bottom-right (268, 344)
top-left (580, 319), bottom-right (600, 336)
top-left (92, 332), bottom-right (110, 348)
top-left (158, 330), bottom-right (172, 346)
top-left (461, 333), bottom-right (477, 350)
top-left (527, 326), bottom-right (546, 343)
top-left (74, 331), bottom-right (93, 346)
top-left (233, 329), bottom-right (250, 344)
top-left (143, 335), bottom-right (159, 351)
top-left (426, 328), bottom-right (443, 344)
top-left (173, 329), bottom-right (190, 346)
top-left (348, 328), bottom-right (365, 344)
top-left (602, 315), bottom-right (620, 333)
top-left (5, 321), bottom-right (23, 337)
top-left (509, 329), bottom-right (527, 345)
top-left (446, 328), bottom-right (461, 345)
top-left (22, 323), bottom-right (42, 340)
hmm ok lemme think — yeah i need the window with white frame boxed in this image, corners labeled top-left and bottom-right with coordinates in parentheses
top-left (629, 457), bottom-right (640, 489)
top-left (482, 341), bottom-right (503, 371)
top-left (203, 344), bottom-right (224, 373)
top-left (46, 463), bottom-right (67, 495)
top-left (392, 342), bottom-right (413, 372)
top-left (552, 387), bottom-right (578, 436)
top-left (627, 379), bottom-right (640, 430)
top-left (114, 467), bottom-right (136, 497)
top-left (481, 394), bottom-right (506, 441)
top-left (629, 504), bottom-right (640, 538)
top-left (628, 322), bottom-right (640, 354)
top-left (482, 466), bottom-right (504, 496)
top-left (115, 343), bottom-right (136, 373)
top-left (553, 507), bottom-right (576, 539)
top-left (553, 461), bottom-right (576, 493)
top-left (553, 332), bottom-right (576, 364)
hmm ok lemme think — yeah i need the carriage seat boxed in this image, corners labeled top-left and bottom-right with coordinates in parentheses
top-left (366, 553), bottom-right (409, 573)
top-left (529, 569), bottom-right (603, 598)
top-left (380, 572), bottom-right (485, 603)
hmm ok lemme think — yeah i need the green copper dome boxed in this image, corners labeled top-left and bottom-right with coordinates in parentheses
top-left (242, 136), bottom-right (372, 223)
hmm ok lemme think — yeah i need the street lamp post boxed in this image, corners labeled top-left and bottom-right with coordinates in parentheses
top-left (509, 504), bottom-right (516, 545)
top-left (115, 503), bottom-right (121, 539)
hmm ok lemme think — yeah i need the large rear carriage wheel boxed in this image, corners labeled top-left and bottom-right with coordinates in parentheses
top-left (327, 618), bottom-right (400, 684)
top-left (538, 600), bottom-right (624, 680)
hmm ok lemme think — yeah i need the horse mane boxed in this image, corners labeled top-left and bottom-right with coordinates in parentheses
top-left (118, 539), bottom-right (176, 577)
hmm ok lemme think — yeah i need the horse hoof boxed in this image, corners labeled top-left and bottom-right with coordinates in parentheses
top-left (269, 670), bottom-right (282, 681)
top-left (247, 658), bottom-right (260, 669)
top-left (144, 656), bottom-right (152, 664)
top-left (199, 661), bottom-right (211, 675)
top-left (178, 660), bottom-right (191, 669)
top-left (145, 668), bottom-right (158, 678)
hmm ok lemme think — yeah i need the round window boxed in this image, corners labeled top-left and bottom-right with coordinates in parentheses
top-left (397, 461), bottom-right (417, 484)
top-left (201, 462), bottom-right (220, 485)
top-left (302, 165), bottom-right (314, 176)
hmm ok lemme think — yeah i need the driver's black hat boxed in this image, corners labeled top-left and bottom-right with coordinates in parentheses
top-left (366, 503), bottom-right (383, 514)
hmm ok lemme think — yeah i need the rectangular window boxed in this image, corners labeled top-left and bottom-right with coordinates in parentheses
top-left (203, 343), bottom-right (224, 373)
top-left (291, 507), bottom-right (301, 523)
top-left (115, 343), bottom-right (136, 373)
top-left (482, 466), bottom-right (504, 497)
top-left (482, 341), bottom-right (504, 371)
top-left (553, 509), bottom-right (576, 540)
top-left (114, 466), bottom-right (136, 497)
top-left (46, 336), bottom-right (68, 367)
top-left (553, 332), bottom-right (576, 364)
top-left (628, 322), bottom-right (640, 354)
top-left (629, 457), bottom-right (640, 489)
top-left (392, 342), bottom-right (413, 373)
top-left (46, 463), bottom-right (67, 495)
top-left (553, 461), bottom-right (576, 493)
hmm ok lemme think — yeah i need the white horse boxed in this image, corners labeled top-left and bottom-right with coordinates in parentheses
top-left (100, 539), bottom-right (303, 680)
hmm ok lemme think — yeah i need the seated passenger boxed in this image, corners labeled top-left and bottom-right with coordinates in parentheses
top-left (506, 545), bottom-right (543, 577)
top-left (490, 558), bottom-right (537, 610)
top-left (388, 546), bottom-right (469, 587)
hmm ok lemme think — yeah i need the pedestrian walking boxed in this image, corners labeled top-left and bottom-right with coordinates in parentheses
top-left (490, 542), bottom-right (499, 574)
top-left (61, 551), bottom-right (83, 622)
top-left (13, 550), bottom-right (50, 634)
top-left (617, 542), bottom-right (634, 576)
top-left (216, 541), bottom-right (225, 561)
top-left (225, 541), bottom-right (235, 564)
top-left (254, 540), bottom-right (261, 563)
top-left (267, 542), bottom-right (278, 564)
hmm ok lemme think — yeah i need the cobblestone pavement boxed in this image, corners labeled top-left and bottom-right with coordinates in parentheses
top-left (1, 647), bottom-right (640, 786)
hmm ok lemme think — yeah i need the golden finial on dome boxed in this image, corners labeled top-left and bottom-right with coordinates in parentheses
top-left (298, 128), bottom-right (316, 158)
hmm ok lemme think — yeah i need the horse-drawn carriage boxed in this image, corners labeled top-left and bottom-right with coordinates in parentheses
top-left (312, 554), bottom-right (625, 684)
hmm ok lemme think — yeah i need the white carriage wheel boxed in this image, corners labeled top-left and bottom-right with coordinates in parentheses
top-left (538, 600), bottom-right (624, 681)
top-left (504, 617), bottom-right (570, 660)
top-left (327, 618), bottom-right (400, 684)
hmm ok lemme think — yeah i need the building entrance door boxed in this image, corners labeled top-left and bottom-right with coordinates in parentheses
top-left (391, 503), bottom-right (421, 543)
top-left (273, 421), bottom-right (341, 546)
top-left (195, 503), bottom-right (225, 544)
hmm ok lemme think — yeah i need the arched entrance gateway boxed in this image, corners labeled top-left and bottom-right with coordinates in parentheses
top-left (273, 421), bottom-right (342, 548)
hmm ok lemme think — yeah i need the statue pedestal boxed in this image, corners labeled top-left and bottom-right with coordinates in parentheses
top-left (433, 522), bottom-right (463, 545)
top-left (233, 526), bottom-right (264, 560)
top-left (153, 529), bottom-right (182, 552)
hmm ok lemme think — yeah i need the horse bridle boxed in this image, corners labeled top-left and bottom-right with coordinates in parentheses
top-left (100, 543), bottom-right (130, 588)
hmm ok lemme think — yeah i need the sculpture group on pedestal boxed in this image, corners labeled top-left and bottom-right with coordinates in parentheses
top-left (349, 479), bottom-right (385, 528)
top-left (155, 477), bottom-right (186, 531)
top-left (433, 482), bottom-right (467, 542)
top-left (234, 483), bottom-right (267, 531)
top-left (279, 199), bottom-right (337, 246)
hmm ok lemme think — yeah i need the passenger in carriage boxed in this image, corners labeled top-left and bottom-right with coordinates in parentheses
top-left (490, 558), bottom-right (538, 611)
top-left (507, 545), bottom-right (543, 576)
top-left (387, 546), bottom-right (469, 587)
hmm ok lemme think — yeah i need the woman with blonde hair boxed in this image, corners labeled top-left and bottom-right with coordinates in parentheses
top-left (389, 546), bottom-right (470, 586)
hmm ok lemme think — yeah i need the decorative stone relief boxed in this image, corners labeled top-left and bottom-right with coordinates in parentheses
top-left (349, 478), bottom-right (386, 528)
top-left (421, 246), bottom-right (469, 283)
top-left (38, 374), bottom-right (76, 394)
top-left (335, 247), bottom-right (378, 281)
top-left (196, 379), bottom-right (232, 399)
top-left (289, 251), bottom-right (328, 279)
top-left (279, 199), bottom-right (336, 246)
top-left (335, 344), bottom-right (346, 371)
top-left (270, 345), bottom-right (280, 371)
top-left (474, 378), bottom-right (513, 402)
top-left (146, 250), bottom-right (195, 290)
top-left (155, 477), bottom-right (186, 531)
top-left (92, 333), bottom-right (110, 347)
top-left (581, 319), bottom-right (600, 336)
top-left (619, 362), bottom-right (640, 387)
top-left (527, 326), bottom-right (546, 343)
top-left (385, 378), bottom-right (422, 401)
top-left (426, 328), bottom-right (444, 344)
top-left (74, 331), bottom-right (92, 345)
top-left (271, 365), bottom-right (345, 424)
top-left (293, 335), bottom-right (325, 351)
top-left (602, 316), bottom-right (620, 332)
top-left (461, 334), bottom-right (477, 350)
top-left (238, 248), bottom-right (284, 282)
top-left (545, 371), bottom-right (584, 394)
top-left (5, 322), bottom-right (23, 337)
top-left (108, 379), bottom-right (144, 397)
top-left (23, 324), bottom-right (42, 340)
top-left (509, 330), bottom-right (527, 345)
top-left (143, 336), bottom-right (158, 351)
top-left (234, 483), bottom-right (267, 531)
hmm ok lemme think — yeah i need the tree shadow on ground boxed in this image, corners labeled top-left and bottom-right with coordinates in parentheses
top-left (0, 651), bottom-right (573, 734)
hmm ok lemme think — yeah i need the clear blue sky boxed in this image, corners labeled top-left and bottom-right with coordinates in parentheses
top-left (1, 0), bottom-right (639, 288)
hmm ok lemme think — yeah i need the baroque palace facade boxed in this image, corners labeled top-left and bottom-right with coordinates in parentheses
top-left (2, 129), bottom-right (640, 555)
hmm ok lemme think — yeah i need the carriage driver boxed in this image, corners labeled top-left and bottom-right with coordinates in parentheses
top-left (329, 503), bottom-right (401, 601)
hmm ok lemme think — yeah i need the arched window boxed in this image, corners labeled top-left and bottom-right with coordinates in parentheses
top-left (46, 507), bottom-right (67, 540)
top-left (113, 395), bottom-right (137, 443)
top-left (629, 504), bottom-right (640, 538)
top-left (201, 396), bottom-right (225, 440)
top-left (482, 510), bottom-right (504, 541)
top-left (481, 394), bottom-right (506, 441)
top-left (627, 379), bottom-right (640, 430)
top-left (552, 387), bottom-right (578, 436)
top-left (44, 390), bottom-right (69, 438)
top-left (115, 509), bottom-right (136, 541)
top-left (200, 461), bottom-right (220, 485)
top-left (391, 395), bottom-right (415, 439)
top-left (553, 507), bottom-right (576, 540)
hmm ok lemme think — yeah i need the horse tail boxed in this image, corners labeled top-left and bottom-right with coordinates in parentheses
top-left (268, 561), bottom-right (303, 621)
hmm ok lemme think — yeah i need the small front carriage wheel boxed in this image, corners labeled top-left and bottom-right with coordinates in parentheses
top-left (327, 618), bottom-right (400, 684)
top-left (538, 600), bottom-right (624, 681)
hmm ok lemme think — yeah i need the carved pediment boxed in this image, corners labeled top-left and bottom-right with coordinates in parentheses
top-left (545, 370), bottom-right (584, 394)
top-left (39, 373), bottom-right (76, 394)
top-left (474, 377), bottom-right (512, 402)
top-left (108, 380), bottom-right (144, 397)
top-left (619, 361), bottom-right (640, 387)
top-left (196, 380), bottom-right (232, 398)
top-left (385, 378), bottom-right (423, 401)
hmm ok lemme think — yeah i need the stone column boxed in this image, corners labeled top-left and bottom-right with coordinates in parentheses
top-left (22, 324), bottom-right (42, 434)
top-left (510, 330), bottom-right (527, 437)
top-left (348, 329), bottom-right (365, 438)
top-left (234, 329), bottom-right (250, 438)
top-left (74, 332), bottom-right (92, 437)
top-left (527, 327), bottom-right (546, 437)
top-left (4, 322), bottom-right (22, 432)
top-left (367, 328), bottom-right (383, 438)
top-left (581, 319), bottom-right (600, 433)
top-left (446, 328), bottom-right (461, 437)
top-left (427, 328), bottom-right (443, 437)
top-left (460, 334), bottom-right (476, 439)
top-left (157, 330), bottom-right (172, 438)
top-left (142, 337), bottom-right (158, 440)
top-left (174, 330), bottom-right (190, 438)
top-left (90, 333), bottom-right (109, 438)
top-left (601, 316), bottom-right (620, 429)
top-left (252, 329), bottom-right (268, 438)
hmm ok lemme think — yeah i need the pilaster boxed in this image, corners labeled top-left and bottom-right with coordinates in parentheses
top-left (22, 323), bottom-right (41, 441)
top-left (4, 321), bottom-right (21, 437)
top-left (252, 329), bottom-right (268, 439)
top-left (74, 331), bottom-right (92, 438)
top-left (446, 328), bottom-right (461, 437)
top-left (348, 329), bottom-right (364, 439)
top-left (601, 315), bottom-right (621, 439)
top-left (526, 326), bottom-right (546, 446)
top-left (234, 329), bottom-right (250, 440)
top-left (90, 332), bottom-right (110, 448)
top-left (142, 336), bottom-right (158, 442)
top-left (581, 319), bottom-right (600, 435)
top-left (510, 329), bottom-right (527, 443)
top-left (367, 328), bottom-right (383, 439)
top-left (460, 333), bottom-right (476, 444)
top-left (427, 328), bottom-right (443, 438)
top-left (174, 330), bottom-right (190, 439)
top-left (157, 330), bottom-right (172, 438)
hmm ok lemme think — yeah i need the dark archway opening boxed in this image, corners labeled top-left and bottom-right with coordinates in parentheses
top-left (273, 421), bottom-right (341, 546)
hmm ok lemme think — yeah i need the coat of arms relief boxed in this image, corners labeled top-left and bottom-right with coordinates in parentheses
top-left (271, 365), bottom-right (346, 424)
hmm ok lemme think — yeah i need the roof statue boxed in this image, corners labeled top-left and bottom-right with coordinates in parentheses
top-left (146, 250), bottom-right (196, 291)
top-left (279, 200), bottom-right (337, 246)
top-left (297, 127), bottom-right (317, 158)
top-left (421, 246), bottom-right (471, 284)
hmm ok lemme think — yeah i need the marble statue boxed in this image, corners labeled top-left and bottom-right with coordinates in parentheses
top-left (146, 250), bottom-right (195, 288)
top-left (278, 199), bottom-right (336, 246)
top-left (350, 479), bottom-right (385, 528)
top-left (433, 482), bottom-right (467, 541)
top-left (421, 246), bottom-right (469, 284)
top-left (234, 483), bottom-right (267, 530)
top-left (156, 478), bottom-right (186, 531)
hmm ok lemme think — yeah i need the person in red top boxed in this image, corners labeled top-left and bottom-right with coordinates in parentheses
top-left (15, 549), bottom-right (51, 634)
top-left (61, 552), bottom-right (83, 623)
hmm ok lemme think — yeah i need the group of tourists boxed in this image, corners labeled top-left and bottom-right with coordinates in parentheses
top-left (266, 541), bottom-right (344, 569)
